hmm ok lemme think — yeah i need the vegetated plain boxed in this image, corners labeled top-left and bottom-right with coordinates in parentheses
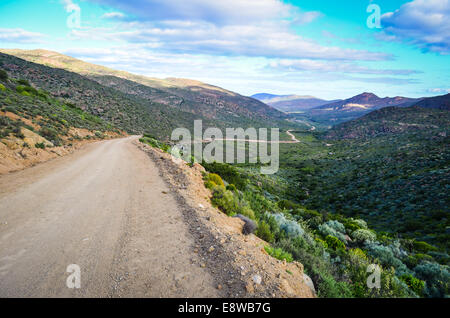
top-left (1, 49), bottom-right (449, 298)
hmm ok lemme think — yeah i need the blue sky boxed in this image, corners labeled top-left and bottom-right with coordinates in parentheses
top-left (0, 0), bottom-right (449, 99)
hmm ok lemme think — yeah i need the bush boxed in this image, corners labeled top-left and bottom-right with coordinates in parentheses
top-left (399, 274), bottom-right (425, 296)
top-left (413, 262), bottom-right (450, 298)
top-left (207, 173), bottom-right (225, 187)
top-left (272, 213), bottom-right (305, 238)
top-left (17, 79), bottom-right (30, 86)
top-left (256, 220), bottom-right (274, 243)
top-left (264, 245), bottom-right (293, 262)
top-left (0, 83), bottom-right (5, 91)
top-left (325, 235), bottom-right (346, 251)
top-left (226, 184), bottom-right (237, 192)
top-left (239, 205), bottom-right (255, 220)
top-left (211, 186), bottom-right (238, 216)
top-left (318, 221), bottom-right (347, 242)
top-left (364, 242), bottom-right (411, 276)
top-left (204, 180), bottom-right (216, 189)
top-left (35, 142), bottom-right (45, 149)
top-left (39, 127), bottom-right (60, 145)
top-left (351, 229), bottom-right (377, 244)
top-left (202, 161), bottom-right (247, 190)
top-left (413, 241), bottom-right (438, 253)
top-left (0, 69), bottom-right (8, 81)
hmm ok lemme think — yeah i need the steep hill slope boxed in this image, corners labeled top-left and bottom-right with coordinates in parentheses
top-left (0, 69), bottom-right (124, 173)
top-left (1, 49), bottom-right (288, 129)
top-left (0, 52), bottom-right (207, 139)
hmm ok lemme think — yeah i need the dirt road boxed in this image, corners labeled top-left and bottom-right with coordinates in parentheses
top-left (0, 136), bottom-right (219, 297)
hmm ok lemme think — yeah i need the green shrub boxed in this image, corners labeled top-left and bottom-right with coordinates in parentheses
top-left (272, 213), bottom-right (305, 238)
top-left (264, 245), bottom-right (293, 262)
top-left (35, 142), bottom-right (45, 149)
top-left (318, 221), bottom-right (347, 242)
top-left (226, 184), bottom-right (237, 192)
top-left (0, 69), bottom-right (8, 81)
top-left (351, 229), bottom-right (377, 243)
top-left (256, 220), bottom-right (274, 243)
top-left (413, 241), bottom-right (438, 253)
top-left (413, 262), bottom-right (450, 298)
top-left (399, 274), bottom-right (425, 296)
top-left (210, 186), bottom-right (238, 216)
top-left (325, 235), bottom-right (346, 251)
top-left (17, 79), bottom-right (30, 86)
top-left (207, 173), bottom-right (225, 187)
top-left (0, 83), bottom-right (5, 91)
top-left (204, 180), bottom-right (216, 189)
top-left (202, 161), bottom-right (247, 190)
top-left (239, 205), bottom-right (255, 220)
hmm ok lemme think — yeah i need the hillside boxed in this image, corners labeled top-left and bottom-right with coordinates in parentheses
top-left (252, 93), bottom-right (337, 112)
top-left (412, 93), bottom-right (450, 110)
top-left (0, 68), bottom-right (124, 173)
top-left (325, 105), bottom-right (449, 139)
top-left (0, 52), bottom-right (208, 139)
top-left (302, 92), bottom-right (419, 126)
top-left (0, 49), bottom-right (289, 131)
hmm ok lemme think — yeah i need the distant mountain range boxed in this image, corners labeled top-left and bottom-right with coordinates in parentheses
top-left (254, 91), bottom-right (449, 128)
top-left (251, 93), bottom-right (339, 112)
top-left (313, 92), bottom-right (419, 112)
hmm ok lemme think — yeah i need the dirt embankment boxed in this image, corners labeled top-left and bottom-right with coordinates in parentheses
top-left (135, 141), bottom-right (315, 298)
top-left (0, 120), bottom-right (125, 175)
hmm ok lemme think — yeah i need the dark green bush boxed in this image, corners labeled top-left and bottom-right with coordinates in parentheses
top-left (35, 142), bottom-right (45, 149)
top-left (256, 220), bottom-right (274, 243)
top-left (413, 241), bottom-right (438, 253)
top-left (17, 79), bottom-right (30, 86)
top-left (0, 69), bottom-right (8, 81)
top-left (325, 235), bottom-right (346, 251)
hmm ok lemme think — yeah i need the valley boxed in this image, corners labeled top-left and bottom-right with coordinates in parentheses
top-left (0, 49), bottom-right (448, 298)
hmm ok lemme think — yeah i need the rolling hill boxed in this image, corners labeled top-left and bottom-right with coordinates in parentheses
top-left (412, 93), bottom-right (450, 110)
top-left (0, 49), bottom-right (289, 131)
top-left (252, 93), bottom-right (338, 112)
top-left (325, 105), bottom-right (449, 139)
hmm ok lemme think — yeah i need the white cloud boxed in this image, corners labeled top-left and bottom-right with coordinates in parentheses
top-left (0, 28), bottom-right (47, 43)
top-left (101, 12), bottom-right (125, 19)
top-left (381, 0), bottom-right (450, 54)
top-left (427, 88), bottom-right (450, 93)
top-left (68, 20), bottom-right (390, 61)
top-left (269, 59), bottom-right (419, 75)
top-left (77, 0), bottom-right (392, 61)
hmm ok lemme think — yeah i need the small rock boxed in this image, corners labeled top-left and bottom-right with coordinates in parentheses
top-left (245, 281), bottom-right (254, 294)
top-left (200, 263), bottom-right (206, 268)
top-left (162, 191), bottom-right (167, 194)
top-left (217, 284), bottom-right (222, 290)
top-left (238, 250), bottom-right (247, 256)
top-left (199, 204), bottom-right (205, 209)
top-left (252, 274), bottom-right (262, 285)
top-left (208, 246), bottom-right (215, 253)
